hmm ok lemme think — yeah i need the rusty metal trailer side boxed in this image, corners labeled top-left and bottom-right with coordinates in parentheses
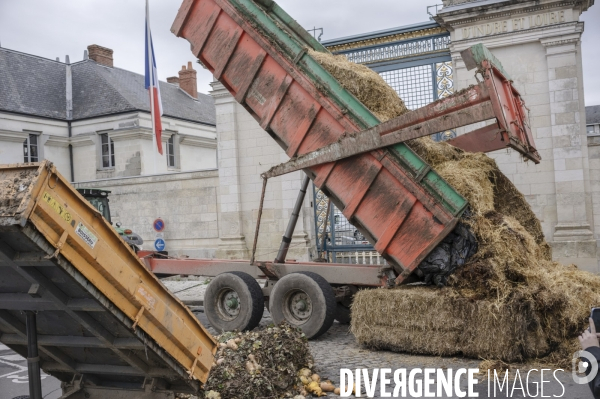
top-left (167, 0), bottom-right (543, 340)
top-left (0, 162), bottom-right (217, 397)
top-left (172, 0), bottom-right (469, 282)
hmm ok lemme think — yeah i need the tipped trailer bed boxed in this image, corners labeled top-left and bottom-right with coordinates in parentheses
top-left (0, 162), bottom-right (217, 399)
top-left (160, 0), bottom-right (542, 340)
top-left (171, 0), bottom-right (540, 282)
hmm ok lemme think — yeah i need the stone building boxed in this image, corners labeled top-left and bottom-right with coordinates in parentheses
top-left (0, 44), bottom-right (218, 256)
top-left (202, 0), bottom-right (600, 270)
top-left (1, 0), bottom-right (599, 271)
top-left (209, 82), bottom-right (315, 261)
top-left (589, 105), bottom-right (600, 135)
top-left (432, 0), bottom-right (597, 271)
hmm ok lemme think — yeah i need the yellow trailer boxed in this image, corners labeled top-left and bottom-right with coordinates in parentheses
top-left (0, 161), bottom-right (217, 398)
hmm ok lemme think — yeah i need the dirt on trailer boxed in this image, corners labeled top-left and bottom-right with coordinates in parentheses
top-left (311, 50), bottom-right (600, 366)
top-left (0, 166), bottom-right (38, 217)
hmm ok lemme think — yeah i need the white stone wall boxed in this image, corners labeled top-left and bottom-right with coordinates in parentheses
top-left (588, 137), bottom-right (600, 241)
top-left (211, 82), bottom-right (315, 261)
top-left (0, 140), bottom-right (26, 164)
top-left (72, 135), bottom-right (97, 182)
top-left (42, 139), bottom-right (71, 178)
top-left (180, 145), bottom-right (216, 171)
top-left (437, 0), bottom-right (597, 271)
top-left (74, 170), bottom-right (220, 258)
top-left (0, 111), bottom-right (217, 182)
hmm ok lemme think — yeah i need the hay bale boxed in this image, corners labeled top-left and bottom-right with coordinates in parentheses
top-left (309, 49), bottom-right (408, 122)
top-left (407, 137), bottom-right (549, 252)
top-left (311, 47), bottom-right (600, 365)
top-left (352, 211), bottom-right (600, 363)
top-left (351, 286), bottom-right (549, 362)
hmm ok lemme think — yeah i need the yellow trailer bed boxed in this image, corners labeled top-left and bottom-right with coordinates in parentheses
top-left (0, 161), bottom-right (216, 397)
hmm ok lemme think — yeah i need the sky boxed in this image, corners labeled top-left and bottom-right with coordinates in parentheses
top-left (0, 0), bottom-right (599, 105)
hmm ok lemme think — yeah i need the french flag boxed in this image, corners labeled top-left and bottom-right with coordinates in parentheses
top-left (144, 1), bottom-right (163, 155)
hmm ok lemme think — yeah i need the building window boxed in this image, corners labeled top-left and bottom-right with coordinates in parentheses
top-left (23, 134), bottom-right (39, 162)
top-left (587, 125), bottom-right (597, 135)
top-left (100, 133), bottom-right (115, 168)
top-left (166, 135), bottom-right (176, 168)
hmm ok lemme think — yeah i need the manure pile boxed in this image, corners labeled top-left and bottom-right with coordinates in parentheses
top-left (312, 50), bottom-right (600, 364)
top-left (0, 169), bottom-right (37, 215)
top-left (200, 323), bottom-right (316, 399)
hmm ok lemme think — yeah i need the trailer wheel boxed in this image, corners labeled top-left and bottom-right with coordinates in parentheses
top-left (335, 303), bottom-right (351, 324)
top-left (269, 272), bottom-right (335, 339)
top-left (205, 272), bottom-right (264, 333)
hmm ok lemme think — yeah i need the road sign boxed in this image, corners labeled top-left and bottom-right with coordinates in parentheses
top-left (154, 238), bottom-right (166, 251)
top-left (153, 218), bottom-right (165, 232)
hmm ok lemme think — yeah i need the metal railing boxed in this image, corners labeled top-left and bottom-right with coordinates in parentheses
top-left (343, 35), bottom-right (450, 64)
top-left (328, 250), bottom-right (387, 265)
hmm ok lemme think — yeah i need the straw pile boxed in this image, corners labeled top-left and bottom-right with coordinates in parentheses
top-left (351, 137), bottom-right (600, 364)
top-left (309, 50), bottom-right (408, 121)
top-left (311, 50), bottom-right (600, 364)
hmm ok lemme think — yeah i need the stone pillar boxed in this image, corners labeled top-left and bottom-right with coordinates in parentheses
top-left (209, 81), bottom-right (315, 261)
top-left (541, 33), bottom-right (597, 270)
top-left (210, 81), bottom-right (249, 259)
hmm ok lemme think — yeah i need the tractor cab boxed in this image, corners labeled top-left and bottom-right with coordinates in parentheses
top-left (76, 188), bottom-right (144, 251)
top-left (77, 188), bottom-right (112, 223)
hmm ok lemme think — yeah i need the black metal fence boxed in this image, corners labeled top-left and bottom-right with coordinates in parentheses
top-left (313, 25), bottom-right (455, 262)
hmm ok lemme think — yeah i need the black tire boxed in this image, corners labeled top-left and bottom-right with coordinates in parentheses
top-left (204, 271), bottom-right (264, 333)
top-left (335, 303), bottom-right (351, 324)
top-left (269, 272), bottom-right (336, 339)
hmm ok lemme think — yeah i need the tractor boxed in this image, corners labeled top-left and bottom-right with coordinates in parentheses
top-left (76, 188), bottom-right (144, 252)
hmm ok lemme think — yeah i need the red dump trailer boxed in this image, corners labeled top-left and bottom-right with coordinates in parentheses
top-left (147, 0), bottom-right (541, 339)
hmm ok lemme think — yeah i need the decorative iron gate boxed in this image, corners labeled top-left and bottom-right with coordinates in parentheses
top-left (313, 21), bottom-right (455, 262)
top-left (313, 187), bottom-right (386, 263)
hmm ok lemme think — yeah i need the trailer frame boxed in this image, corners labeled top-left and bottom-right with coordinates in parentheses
top-left (164, 0), bottom-right (544, 339)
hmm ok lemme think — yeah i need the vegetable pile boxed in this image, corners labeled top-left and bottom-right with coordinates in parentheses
top-left (202, 322), bottom-right (316, 399)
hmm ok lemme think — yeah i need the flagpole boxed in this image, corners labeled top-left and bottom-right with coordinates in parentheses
top-left (146, 0), bottom-right (158, 175)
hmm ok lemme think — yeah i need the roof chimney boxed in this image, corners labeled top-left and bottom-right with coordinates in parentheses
top-left (167, 76), bottom-right (180, 86)
top-left (87, 44), bottom-right (113, 67)
top-left (178, 61), bottom-right (197, 99)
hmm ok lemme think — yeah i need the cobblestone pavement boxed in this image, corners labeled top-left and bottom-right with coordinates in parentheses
top-left (194, 310), bottom-right (593, 399)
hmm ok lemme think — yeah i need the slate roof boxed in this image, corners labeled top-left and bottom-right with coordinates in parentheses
top-left (587, 105), bottom-right (600, 125)
top-left (0, 48), bottom-right (67, 119)
top-left (0, 47), bottom-right (215, 125)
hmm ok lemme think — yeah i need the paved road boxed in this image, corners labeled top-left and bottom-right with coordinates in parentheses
top-left (0, 312), bottom-right (594, 399)
top-left (0, 277), bottom-right (595, 399)
top-left (0, 344), bottom-right (61, 399)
